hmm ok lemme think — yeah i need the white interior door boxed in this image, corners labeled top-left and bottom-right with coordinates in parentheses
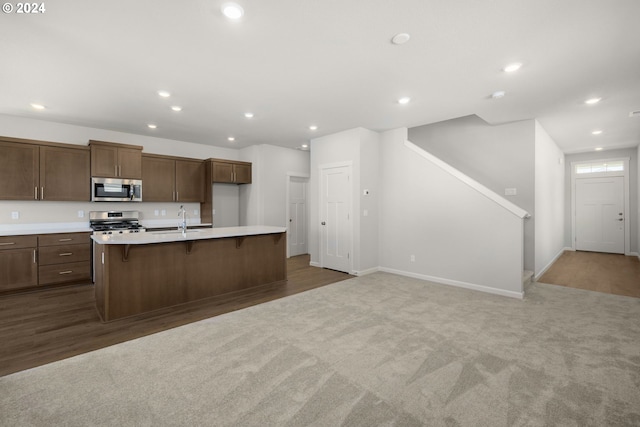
top-left (320, 165), bottom-right (351, 273)
top-left (288, 177), bottom-right (307, 257)
top-left (575, 176), bottom-right (624, 253)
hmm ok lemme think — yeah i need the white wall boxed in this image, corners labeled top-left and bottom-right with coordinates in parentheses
top-left (239, 144), bottom-right (310, 228)
top-left (407, 115), bottom-right (536, 271)
top-left (379, 128), bottom-right (524, 297)
top-left (309, 127), bottom-right (380, 274)
top-left (638, 143), bottom-right (640, 257)
top-left (534, 121), bottom-right (565, 277)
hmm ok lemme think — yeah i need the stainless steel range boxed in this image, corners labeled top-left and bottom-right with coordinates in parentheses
top-left (89, 211), bottom-right (146, 235)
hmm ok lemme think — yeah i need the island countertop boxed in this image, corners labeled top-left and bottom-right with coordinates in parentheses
top-left (91, 225), bottom-right (287, 245)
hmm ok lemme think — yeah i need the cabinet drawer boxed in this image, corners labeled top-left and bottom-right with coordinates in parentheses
top-left (39, 232), bottom-right (90, 247)
top-left (0, 235), bottom-right (37, 251)
top-left (39, 262), bottom-right (90, 285)
top-left (39, 244), bottom-right (90, 266)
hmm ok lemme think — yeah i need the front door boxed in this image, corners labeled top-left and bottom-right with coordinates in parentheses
top-left (320, 165), bottom-right (351, 273)
top-left (575, 176), bottom-right (624, 253)
top-left (288, 177), bottom-right (307, 257)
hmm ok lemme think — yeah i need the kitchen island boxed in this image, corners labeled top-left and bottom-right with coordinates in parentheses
top-left (92, 226), bottom-right (286, 322)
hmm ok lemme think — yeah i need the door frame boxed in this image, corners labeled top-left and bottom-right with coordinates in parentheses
top-left (318, 161), bottom-right (353, 274)
top-left (570, 157), bottom-right (630, 255)
top-left (285, 172), bottom-right (309, 258)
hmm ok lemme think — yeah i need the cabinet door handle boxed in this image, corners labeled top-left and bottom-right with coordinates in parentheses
top-left (59, 252), bottom-right (73, 256)
top-left (58, 270), bottom-right (73, 275)
top-left (33, 249), bottom-right (37, 263)
top-left (58, 238), bottom-right (73, 242)
top-left (176, 191), bottom-right (179, 201)
top-left (41, 187), bottom-right (44, 200)
top-left (35, 186), bottom-right (38, 200)
top-left (0, 242), bottom-right (16, 246)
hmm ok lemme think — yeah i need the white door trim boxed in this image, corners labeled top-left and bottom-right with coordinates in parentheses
top-left (318, 161), bottom-right (353, 273)
top-left (570, 157), bottom-right (630, 255)
top-left (286, 172), bottom-right (309, 258)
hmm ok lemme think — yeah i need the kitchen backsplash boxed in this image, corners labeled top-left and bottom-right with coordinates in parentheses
top-left (0, 200), bottom-right (202, 228)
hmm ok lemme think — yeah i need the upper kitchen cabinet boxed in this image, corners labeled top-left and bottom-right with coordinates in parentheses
top-left (90, 140), bottom-right (142, 179)
top-left (40, 145), bottom-right (90, 201)
top-left (0, 137), bottom-right (90, 201)
top-left (142, 154), bottom-right (205, 203)
top-left (0, 140), bottom-right (39, 200)
top-left (210, 159), bottom-right (252, 184)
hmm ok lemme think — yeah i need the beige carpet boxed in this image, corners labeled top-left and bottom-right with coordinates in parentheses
top-left (1, 272), bottom-right (639, 426)
top-left (539, 251), bottom-right (640, 298)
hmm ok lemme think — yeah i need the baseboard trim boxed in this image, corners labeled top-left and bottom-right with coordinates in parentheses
top-left (309, 261), bottom-right (320, 268)
top-left (534, 247), bottom-right (567, 281)
top-left (352, 267), bottom-right (380, 276)
top-left (378, 267), bottom-right (524, 300)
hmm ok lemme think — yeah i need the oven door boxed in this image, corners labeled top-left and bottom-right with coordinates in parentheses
top-left (92, 177), bottom-right (142, 201)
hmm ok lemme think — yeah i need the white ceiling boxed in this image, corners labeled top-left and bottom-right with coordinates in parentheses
top-left (1, 0), bottom-right (639, 153)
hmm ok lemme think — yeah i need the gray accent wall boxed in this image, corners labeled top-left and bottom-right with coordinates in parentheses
top-left (408, 115), bottom-right (535, 272)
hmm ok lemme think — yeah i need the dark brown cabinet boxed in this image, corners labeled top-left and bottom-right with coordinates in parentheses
top-left (211, 159), bottom-right (252, 184)
top-left (0, 138), bottom-right (90, 201)
top-left (142, 154), bottom-right (204, 202)
top-left (90, 140), bottom-right (142, 179)
top-left (38, 232), bottom-right (91, 286)
top-left (40, 146), bottom-right (90, 201)
top-left (0, 235), bottom-right (38, 292)
top-left (0, 140), bottom-right (39, 200)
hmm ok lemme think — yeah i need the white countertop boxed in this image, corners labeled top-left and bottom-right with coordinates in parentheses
top-left (0, 223), bottom-right (92, 236)
top-left (91, 226), bottom-right (287, 245)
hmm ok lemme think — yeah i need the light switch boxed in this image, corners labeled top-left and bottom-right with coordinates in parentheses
top-left (504, 188), bottom-right (517, 196)
top-left (11, 211), bottom-right (19, 219)
top-left (363, 209), bottom-right (369, 217)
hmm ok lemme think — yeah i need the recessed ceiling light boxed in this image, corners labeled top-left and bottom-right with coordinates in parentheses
top-left (398, 97), bottom-right (411, 104)
top-left (158, 90), bottom-right (171, 98)
top-left (595, 147), bottom-right (603, 151)
top-left (585, 97), bottom-right (601, 105)
top-left (222, 2), bottom-right (244, 19)
top-left (228, 136), bottom-right (235, 142)
top-left (147, 124), bottom-right (157, 129)
top-left (30, 103), bottom-right (46, 110)
top-left (171, 106), bottom-right (182, 112)
top-left (503, 62), bottom-right (522, 73)
top-left (591, 130), bottom-right (603, 135)
top-left (309, 125), bottom-right (318, 131)
top-left (391, 33), bottom-right (411, 45)
top-left (244, 112), bottom-right (254, 118)
top-left (491, 90), bottom-right (506, 99)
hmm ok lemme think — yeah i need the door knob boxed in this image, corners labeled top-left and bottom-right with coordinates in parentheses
top-left (321, 221), bottom-right (326, 225)
top-left (618, 218), bottom-right (624, 221)
top-left (289, 219), bottom-right (292, 222)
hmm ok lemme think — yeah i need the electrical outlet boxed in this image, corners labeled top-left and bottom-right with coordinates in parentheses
top-left (212, 209), bottom-right (216, 215)
top-left (11, 211), bottom-right (19, 220)
top-left (154, 209), bottom-right (159, 216)
top-left (77, 210), bottom-right (84, 218)
top-left (410, 254), bottom-right (415, 262)
top-left (193, 209), bottom-right (199, 216)
top-left (161, 209), bottom-right (166, 216)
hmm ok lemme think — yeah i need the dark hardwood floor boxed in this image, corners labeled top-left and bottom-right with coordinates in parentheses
top-left (0, 254), bottom-right (351, 377)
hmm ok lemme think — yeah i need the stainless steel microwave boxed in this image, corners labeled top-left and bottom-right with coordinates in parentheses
top-left (91, 177), bottom-right (142, 202)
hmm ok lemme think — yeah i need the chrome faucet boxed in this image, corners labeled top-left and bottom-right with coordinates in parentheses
top-left (178, 205), bottom-right (187, 232)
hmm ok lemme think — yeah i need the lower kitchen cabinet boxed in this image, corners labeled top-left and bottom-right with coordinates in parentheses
top-left (0, 232), bottom-right (91, 294)
top-left (0, 235), bottom-right (38, 292)
top-left (38, 232), bottom-right (91, 286)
